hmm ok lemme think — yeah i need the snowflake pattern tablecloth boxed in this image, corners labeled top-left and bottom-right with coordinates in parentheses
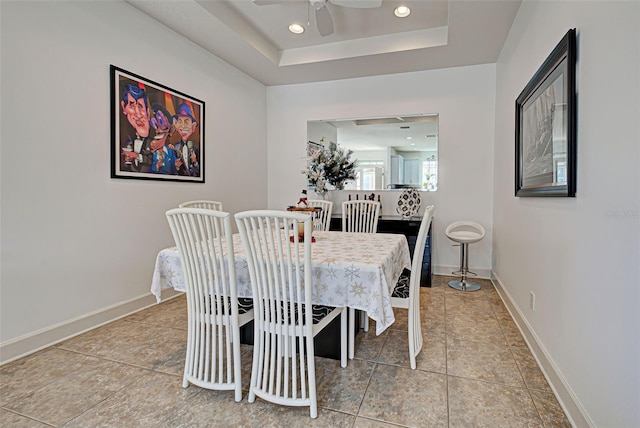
top-left (151, 231), bottom-right (410, 335)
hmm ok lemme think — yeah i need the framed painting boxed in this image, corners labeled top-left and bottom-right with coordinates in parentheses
top-left (307, 141), bottom-right (324, 156)
top-left (110, 65), bottom-right (205, 182)
top-left (515, 29), bottom-right (577, 197)
top-left (306, 141), bottom-right (324, 190)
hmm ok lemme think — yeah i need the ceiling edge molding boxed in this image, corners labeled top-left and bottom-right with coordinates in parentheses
top-left (279, 26), bottom-right (448, 66)
top-left (195, 0), bottom-right (280, 65)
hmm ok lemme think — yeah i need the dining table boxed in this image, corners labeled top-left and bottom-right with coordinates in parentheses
top-left (151, 230), bottom-right (411, 335)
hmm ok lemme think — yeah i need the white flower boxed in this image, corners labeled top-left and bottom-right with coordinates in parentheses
top-left (303, 138), bottom-right (356, 195)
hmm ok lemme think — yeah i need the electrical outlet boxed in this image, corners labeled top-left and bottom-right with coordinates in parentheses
top-left (530, 291), bottom-right (536, 311)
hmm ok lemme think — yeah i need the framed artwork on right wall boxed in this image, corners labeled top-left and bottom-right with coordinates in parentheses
top-left (515, 28), bottom-right (577, 197)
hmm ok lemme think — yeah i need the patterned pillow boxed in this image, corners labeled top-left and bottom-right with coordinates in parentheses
top-left (254, 302), bottom-right (337, 325)
top-left (310, 305), bottom-right (336, 324)
top-left (202, 296), bottom-right (254, 315)
top-left (237, 298), bottom-right (254, 315)
top-left (391, 268), bottom-right (412, 298)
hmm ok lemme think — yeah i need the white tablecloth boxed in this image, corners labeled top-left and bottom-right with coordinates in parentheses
top-left (151, 231), bottom-right (410, 335)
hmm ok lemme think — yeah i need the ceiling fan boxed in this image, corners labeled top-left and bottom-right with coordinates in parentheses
top-left (253, 0), bottom-right (382, 37)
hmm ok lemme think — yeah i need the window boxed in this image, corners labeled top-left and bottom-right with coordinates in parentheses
top-left (422, 155), bottom-right (438, 191)
top-left (349, 161), bottom-right (384, 190)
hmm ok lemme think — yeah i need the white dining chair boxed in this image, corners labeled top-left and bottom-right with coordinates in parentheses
top-left (179, 200), bottom-right (223, 211)
top-left (307, 199), bottom-right (333, 231)
top-left (179, 200), bottom-right (225, 238)
top-left (235, 210), bottom-right (347, 419)
top-left (341, 200), bottom-right (380, 233)
top-left (342, 199), bottom-right (381, 358)
top-left (165, 207), bottom-right (253, 402)
top-left (390, 205), bottom-right (434, 369)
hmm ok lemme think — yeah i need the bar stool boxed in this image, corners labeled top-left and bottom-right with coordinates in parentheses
top-left (445, 221), bottom-right (485, 291)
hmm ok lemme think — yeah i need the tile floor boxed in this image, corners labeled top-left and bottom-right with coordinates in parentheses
top-left (0, 276), bottom-right (571, 427)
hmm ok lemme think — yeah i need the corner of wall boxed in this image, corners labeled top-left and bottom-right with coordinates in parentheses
top-left (490, 271), bottom-right (594, 428)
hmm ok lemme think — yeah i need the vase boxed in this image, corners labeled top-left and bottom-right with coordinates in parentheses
top-left (314, 189), bottom-right (329, 200)
top-left (396, 188), bottom-right (421, 220)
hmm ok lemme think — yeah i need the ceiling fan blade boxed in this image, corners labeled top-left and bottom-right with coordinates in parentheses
top-left (315, 5), bottom-right (334, 36)
top-left (330, 0), bottom-right (381, 8)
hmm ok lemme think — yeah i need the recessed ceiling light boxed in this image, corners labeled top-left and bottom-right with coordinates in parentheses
top-left (406, 136), bottom-right (412, 140)
top-left (394, 6), bottom-right (411, 18)
top-left (289, 23), bottom-right (305, 34)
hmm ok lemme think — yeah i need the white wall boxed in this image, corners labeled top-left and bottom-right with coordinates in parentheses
top-left (307, 121), bottom-right (336, 145)
top-left (493, 1), bottom-right (640, 427)
top-left (6, 3), bottom-right (636, 425)
top-left (266, 65), bottom-right (496, 274)
top-left (0, 1), bottom-right (267, 360)
top-left (350, 149), bottom-right (387, 162)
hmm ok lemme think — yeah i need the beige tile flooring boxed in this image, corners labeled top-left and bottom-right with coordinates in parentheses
top-left (1, 275), bottom-right (571, 427)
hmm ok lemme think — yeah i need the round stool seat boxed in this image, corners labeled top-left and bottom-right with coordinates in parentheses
top-left (445, 221), bottom-right (485, 243)
top-left (446, 221), bottom-right (485, 292)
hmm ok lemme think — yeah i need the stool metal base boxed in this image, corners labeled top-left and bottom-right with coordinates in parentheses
top-left (448, 279), bottom-right (481, 292)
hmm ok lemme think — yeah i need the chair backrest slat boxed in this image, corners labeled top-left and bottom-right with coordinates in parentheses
top-left (407, 205), bottom-right (434, 369)
top-left (341, 200), bottom-right (380, 233)
top-left (165, 207), bottom-right (249, 401)
top-left (235, 210), bottom-right (315, 409)
top-left (179, 200), bottom-right (223, 211)
top-left (411, 205), bottom-right (434, 292)
top-left (307, 199), bottom-right (333, 231)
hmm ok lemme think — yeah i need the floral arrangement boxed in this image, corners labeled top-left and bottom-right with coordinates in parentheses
top-left (303, 138), bottom-right (357, 196)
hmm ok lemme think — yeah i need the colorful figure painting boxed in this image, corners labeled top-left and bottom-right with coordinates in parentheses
top-left (110, 65), bottom-right (205, 183)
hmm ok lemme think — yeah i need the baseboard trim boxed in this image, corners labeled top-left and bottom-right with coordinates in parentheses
top-left (0, 289), bottom-right (182, 366)
top-left (490, 271), bottom-right (594, 428)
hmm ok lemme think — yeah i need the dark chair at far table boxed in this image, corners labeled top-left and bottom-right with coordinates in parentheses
top-left (165, 207), bottom-right (254, 402)
top-left (235, 210), bottom-right (347, 419)
top-left (390, 205), bottom-right (434, 369)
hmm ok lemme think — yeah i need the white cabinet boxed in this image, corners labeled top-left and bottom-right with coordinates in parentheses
top-left (390, 155), bottom-right (404, 184)
top-left (403, 159), bottom-right (422, 185)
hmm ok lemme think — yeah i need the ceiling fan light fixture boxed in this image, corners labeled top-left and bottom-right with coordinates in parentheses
top-left (315, 4), bottom-right (334, 36)
top-left (394, 5), bottom-right (411, 18)
top-left (289, 23), bottom-right (305, 34)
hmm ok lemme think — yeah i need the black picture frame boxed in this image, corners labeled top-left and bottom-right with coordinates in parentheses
top-left (515, 29), bottom-right (576, 197)
top-left (110, 65), bottom-right (205, 183)
top-left (306, 141), bottom-right (324, 156)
